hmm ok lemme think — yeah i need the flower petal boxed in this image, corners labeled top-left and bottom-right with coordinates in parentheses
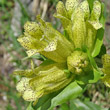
top-left (65, 0), bottom-right (80, 18)
top-left (44, 39), bottom-right (57, 52)
top-left (16, 63), bottom-right (74, 102)
top-left (24, 21), bottom-right (43, 39)
top-left (26, 49), bottom-right (40, 57)
top-left (54, 13), bottom-right (73, 42)
top-left (56, 1), bottom-right (68, 18)
top-left (18, 15), bottom-right (74, 63)
top-left (102, 75), bottom-right (110, 88)
top-left (88, 21), bottom-right (102, 30)
top-left (90, 1), bottom-right (101, 21)
top-left (41, 38), bottom-right (74, 62)
top-left (17, 36), bottom-right (46, 50)
top-left (23, 89), bottom-right (43, 101)
top-left (14, 69), bottom-right (35, 77)
top-left (29, 63), bottom-right (74, 96)
top-left (102, 54), bottom-right (110, 75)
top-left (72, 10), bottom-right (86, 48)
top-left (79, 0), bottom-right (90, 20)
top-left (86, 22), bottom-right (97, 52)
top-left (16, 77), bottom-right (30, 94)
top-left (72, 0), bottom-right (90, 48)
top-left (40, 21), bottom-right (74, 62)
top-left (86, 1), bottom-right (102, 53)
top-left (102, 54), bottom-right (110, 87)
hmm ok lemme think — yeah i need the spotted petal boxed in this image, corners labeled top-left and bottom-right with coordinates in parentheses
top-left (29, 63), bottom-right (74, 95)
top-left (16, 63), bottom-right (74, 102)
top-left (90, 1), bottom-right (101, 21)
top-left (65, 0), bottom-right (80, 18)
top-left (72, 5), bottom-right (86, 48)
top-left (13, 69), bottom-right (35, 77)
top-left (102, 54), bottom-right (110, 87)
top-left (24, 21), bottom-right (43, 39)
top-left (56, 1), bottom-right (68, 18)
top-left (17, 18), bottom-right (74, 63)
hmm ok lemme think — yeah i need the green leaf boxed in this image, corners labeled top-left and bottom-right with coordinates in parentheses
top-left (92, 28), bottom-right (104, 57)
top-left (89, 69), bottom-right (101, 83)
top-left (76, 69), bottom-right (101, 85)
top-left (87, 0), bottom-right (95, 12)
top-left (33, 92), bottom-right (59, 110)
top-left (70, 100), bottom-right (77, 110)
top-left (40, 59), bottom-right (55, 66)
top-left (87, 49), bottom-right (98, 70)
top-left (33, 94), bottom-right (51, 109)
top-left (26, 102), bottom-right (34, 110)
top-left (87, 49), bottom-right (102, 80)
top-left (49, 81), bottom-right (83, 110)
top-left (22, 54), bottom-right (46, 61)
top-left (40, 98), bottom-right (51, 110)
top-left (100, 3), bottom-right (106, 29)
top-left (58, 103), bottom-right (69, 110)
top-left (98, 44), bottom-right (106, 58)
top-left (70, 99), bottom-right (108, 110)
top-left (63, 30), bottom-right (70, 41)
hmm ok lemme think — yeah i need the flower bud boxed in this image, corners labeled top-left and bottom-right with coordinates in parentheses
top-left (67, 51), bottom-right (92, 75)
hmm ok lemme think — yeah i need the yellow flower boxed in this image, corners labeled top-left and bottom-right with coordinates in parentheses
top-left (14, 63), bottom-right (74, 102)
top-left (15, 0), bottom-right (103, 103)
top-left (102, 54), bottom-right (110, 87)
top-left (18, 16), bottom-right (74, 63)
top-left (55, 0), bottom-right (102, 52)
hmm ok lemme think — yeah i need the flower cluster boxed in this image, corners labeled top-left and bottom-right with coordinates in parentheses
top-left (14, 0), bottom-right (104, 103)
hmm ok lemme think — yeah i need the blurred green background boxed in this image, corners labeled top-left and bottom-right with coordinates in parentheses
top-left (0, 0), bottom-right (110, 110)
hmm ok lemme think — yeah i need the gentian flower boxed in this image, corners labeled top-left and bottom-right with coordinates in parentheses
top-left (14, 0), bottom-right (103, 103)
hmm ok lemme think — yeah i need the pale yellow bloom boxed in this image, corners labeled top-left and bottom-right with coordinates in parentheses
top-left (15, 0), bottom-right (103, 102)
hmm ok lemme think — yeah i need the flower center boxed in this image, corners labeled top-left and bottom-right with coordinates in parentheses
top-left (67, 50), bottom-right (91, 75)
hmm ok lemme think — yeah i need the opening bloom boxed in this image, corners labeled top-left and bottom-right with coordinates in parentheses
top-left (14, 0), bottom-right (103, 103)
top-left (67, 51), bottom-right (92, 75)
top-left (18, 16), bottom-right (74, 63)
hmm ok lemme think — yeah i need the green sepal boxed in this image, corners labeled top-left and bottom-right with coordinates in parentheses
top-left (64, 69), bottom-right (73, 78)
top-left (22, 54), bottom-right (46, 61)
top-left (33, 92), bottom-right (58, 109)
top-left (26, 102), bottom-right (34, 110)
top-left (97, 44), bottom-right (106, 58)
top-left (87, 48), bottom-right (99, 70)
top-left (92, 28), bottom-right (104, 57)
top-left (76, 69), bottom-right (101, 85)
top-left (87, 0), bottom-right (95, 12)
top-left (39, 59), bottom-right (55, 66)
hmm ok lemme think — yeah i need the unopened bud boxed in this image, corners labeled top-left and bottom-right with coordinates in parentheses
top-left (67, 51), bottom-right (92, 75)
